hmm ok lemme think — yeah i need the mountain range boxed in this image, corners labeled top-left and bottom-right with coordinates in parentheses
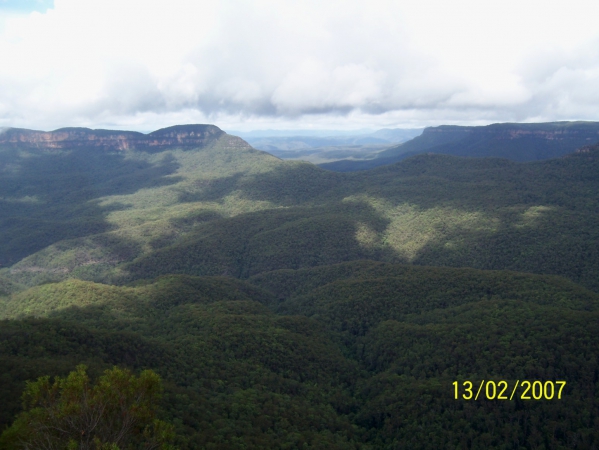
top-left (0, 122), bottom-right (598, 448)
top-left (321, 121), bottom-right (599, 171)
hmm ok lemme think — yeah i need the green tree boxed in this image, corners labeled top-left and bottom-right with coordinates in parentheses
top-left (0, 365), bottom-right (176, 450)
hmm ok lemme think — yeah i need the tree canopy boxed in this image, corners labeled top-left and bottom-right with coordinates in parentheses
top-left (0, 365), bottom-right (176, 450)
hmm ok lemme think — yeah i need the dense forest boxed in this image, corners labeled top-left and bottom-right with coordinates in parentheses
top-left (0, 124), bottom-right (598, 448)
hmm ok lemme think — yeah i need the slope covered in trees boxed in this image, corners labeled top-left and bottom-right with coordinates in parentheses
top-left (2, 130), bottom-right (598, 293)
top-left (1, 265), bottom-right (598, 448)
top-left (1, 124), bottom-right (598, 448)
top-left (109, 144), bottom-right (599, 292)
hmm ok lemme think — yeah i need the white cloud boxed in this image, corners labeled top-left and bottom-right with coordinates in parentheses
top-left (1, 0), bottom-right (599, 131)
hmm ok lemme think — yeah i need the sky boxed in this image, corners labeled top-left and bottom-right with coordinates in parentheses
top-left (1, 0), bottom-right (599, 132)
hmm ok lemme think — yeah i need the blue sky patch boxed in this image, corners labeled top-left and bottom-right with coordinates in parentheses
top-left (0, 0), bottom-right (54, 14)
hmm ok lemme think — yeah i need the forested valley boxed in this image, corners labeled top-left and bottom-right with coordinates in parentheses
top-left (0, 124), bottom-right (598, 449)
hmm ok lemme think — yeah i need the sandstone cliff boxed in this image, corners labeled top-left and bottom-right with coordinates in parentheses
top-left (0, 124), bottom-right (227, 151)
top-left (321, 121), bottom-right (599, 171)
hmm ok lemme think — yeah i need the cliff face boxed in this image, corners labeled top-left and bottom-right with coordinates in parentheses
top-left (423, 122), bottom-right (599, 141)
top-left (320, 121), bottom-right (599, 172)
top-left (0, 124), bottom-right (226, 151)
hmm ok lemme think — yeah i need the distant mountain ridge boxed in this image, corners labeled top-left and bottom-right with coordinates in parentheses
top-left (320, 121), bottom-right (599, 171)
top-left (239, 128), bottom-right (422, 150)
top-left (236, 128), bottom-right (422, 164)
top-left (0, 124), bottom-right (229, 151)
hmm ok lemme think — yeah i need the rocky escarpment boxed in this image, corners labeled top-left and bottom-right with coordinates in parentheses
top-left (0, 124), bottom-right (228, 151)
top-left (423, 122), bottom-right (599, 141)
top-left (321, 121), bottom-right (599, 171)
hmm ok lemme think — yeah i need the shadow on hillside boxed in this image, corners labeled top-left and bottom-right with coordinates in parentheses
top-left (173, 163), bottom-right (348, 207)
top-left (177, 173), bottom-right (245, 203)
top-left (177, 154), bottom-right (533, 211)
top-left (154, 155), bottom-right (599, 292)
top-left (122, 199), bottom-right (399, 282)
top-left (5, 145), bottom-right (597, 293)
top-left (0, 147), bottom-right (182, 266)
top-left (411, 206), bottom-right (599, 293)
top-left (146, 209), bottom-right (227, 251)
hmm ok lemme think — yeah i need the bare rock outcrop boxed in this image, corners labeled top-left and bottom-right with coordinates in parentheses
top-left (0, 124), bottom-right (227, 151)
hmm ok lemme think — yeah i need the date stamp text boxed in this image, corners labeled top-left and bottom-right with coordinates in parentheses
top-left (453, 380), bottom-right (566, 400)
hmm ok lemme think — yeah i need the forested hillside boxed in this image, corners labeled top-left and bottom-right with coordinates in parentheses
top-left (321, 121), bottom-right (599, 171)
top-left (1, 265), bottom-right (598, 448)
top-left (1, 124), bottom-right (598, 448)
top-left (2, 126), bottom-right (598, 292)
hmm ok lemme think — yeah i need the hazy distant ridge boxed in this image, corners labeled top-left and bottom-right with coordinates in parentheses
top-left (321, 121), bottom-right (599, 171)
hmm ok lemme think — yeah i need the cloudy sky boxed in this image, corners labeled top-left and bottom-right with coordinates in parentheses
top-left (1, 0), bottom-right (599, 132)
